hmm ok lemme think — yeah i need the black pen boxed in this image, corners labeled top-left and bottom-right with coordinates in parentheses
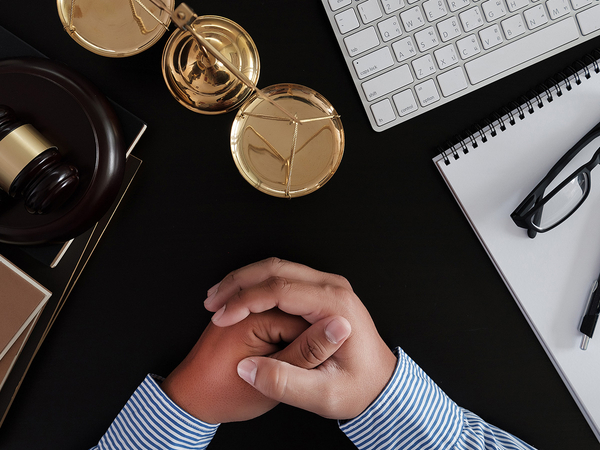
top-left (580, 275), bottom-right (600, 350)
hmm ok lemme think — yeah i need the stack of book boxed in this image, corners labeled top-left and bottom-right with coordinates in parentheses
top-left (0, 25), bottom-right (146, 426)
top-left (0, 256), bottom-right (51, 392)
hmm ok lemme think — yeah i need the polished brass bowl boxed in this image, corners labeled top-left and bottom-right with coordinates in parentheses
top-left (57, 0), bottom-right (173, 57)
top-left (230, 84), bottom-right (344, 198)
top-left (161, 15), bottom-right (260, 114)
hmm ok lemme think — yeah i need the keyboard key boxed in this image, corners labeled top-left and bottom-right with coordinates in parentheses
top-left (412, 54), bottom-right (437, 78)
top-left (335, 9), bottom-right (360, 33)
top-left (570, 0), bottom-right (592, 9)
top-left (437, 66), bottom-right (469, 95)
top-left (524, 5), bottom-right (549, 29)
top-left (392, 36), bottom-right (418, 61)
top-left (505, 0), bottom-right (529, 11)
top-left (358, 0), bottom-right (383, 23)
top-left (320, 0), bottom-right (599, 131)
top-left (362, 65), bottom-right (414, 100)
top-left (479, 24), bottom-right (503, 49)
top-left (456, 34), bottom-right (481, 58)
top-left (415, 27), bottom-right (440, 51)
top-left (437, 16), bottom-right (462, 41)
top-left (401, 6), bottom-right (426, 31)
top-left (481, 0), bottom-right (507, 20)
top-left (447, 0), bottom-right (470, 11)
top-left (434, 44), bottom-right (459, 68)
top-left (459, 6), bottom-right (484, 30)
top-left (328, 0), bottom-right (352, 11)
top-left (465, 17), bottom-right (580, 83)
top-left (415, 79), bottom-right (440, 105)
top-left (393, 89), bottom-right (419, 116)
top-left (378, 16), bottom-right (403, 41)
top-left (370, 99), bottom-right (397, 126)
top-left (501, 14), bottom-right (526, 38)
top-left (353, 47), bottom-right (395, 79)
top-left (423, 0), bottom-right (448, 21)
top-left (381, 0), bottom-right (406, 12)
top-left (577, 5), bottom-right (600, 34)
top-left (546, 0), bottom-right (571, 19)
top-left (344, 27), bottom-right (379, 56)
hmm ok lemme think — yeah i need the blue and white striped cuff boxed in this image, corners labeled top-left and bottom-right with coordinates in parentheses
top-left (340, 347), bottom-right (463, 450)
top-left (96, 374), bottom-right (219, 450)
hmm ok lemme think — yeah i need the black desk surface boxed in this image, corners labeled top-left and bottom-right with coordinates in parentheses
top-left (1, 1), bottom-right (599, 449)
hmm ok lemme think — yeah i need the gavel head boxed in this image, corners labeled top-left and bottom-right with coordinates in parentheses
top-left (0, 105), bottom-right (79, 214)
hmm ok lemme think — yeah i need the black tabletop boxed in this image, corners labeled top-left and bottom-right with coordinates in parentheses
top-left (1, 1), bottom-right (599, 449)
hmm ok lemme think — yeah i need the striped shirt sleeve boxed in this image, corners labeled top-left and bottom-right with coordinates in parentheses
top-left (339, 347), bottom-right (537, 450)
top-left (90, 374), bottom-right (219, 450)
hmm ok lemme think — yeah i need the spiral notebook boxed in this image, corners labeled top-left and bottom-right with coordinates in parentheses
top-left (433, 51), bottom-right (600, 441)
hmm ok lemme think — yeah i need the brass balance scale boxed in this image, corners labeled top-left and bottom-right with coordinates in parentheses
top-left (57, 0), bottom-right (345, 198)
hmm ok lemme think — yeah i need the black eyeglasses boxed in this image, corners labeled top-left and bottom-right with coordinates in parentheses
top-left (511, 122), bottom-right (600, 238)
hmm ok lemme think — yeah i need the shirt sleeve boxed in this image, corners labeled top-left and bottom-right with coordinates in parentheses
top-left (90, 374), bottom-right (219, 450)
top-left (339, 347), bottom-right (537, 450)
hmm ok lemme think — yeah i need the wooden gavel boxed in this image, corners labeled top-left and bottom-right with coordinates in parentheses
top-left (0, 105), bottom-right (79, 214)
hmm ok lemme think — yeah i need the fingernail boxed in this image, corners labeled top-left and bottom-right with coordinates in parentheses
top-left (237, 359), bottom-right (257, 385)
top-left (207, 282), bottom-right (220, 297)
top-left (204, 283), bottom-right (220, 308)
top-left (204, 291), bottom-right (217, 309)
top-left (211, 305), bottom-right (226, 324)
top-left (325, 318), bottom-right (351, 344)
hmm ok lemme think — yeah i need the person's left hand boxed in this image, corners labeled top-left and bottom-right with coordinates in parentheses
top-left (160, 308), bottom-right (351, 424)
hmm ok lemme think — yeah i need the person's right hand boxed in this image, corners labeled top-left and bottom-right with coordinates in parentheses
top-left (204, 258), bottom-right (398, 421)
top-left (160, 307), bottom-right (351, 424)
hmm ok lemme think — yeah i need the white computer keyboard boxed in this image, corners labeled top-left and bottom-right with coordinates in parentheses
top-left (321, 0), bottom-right (600, 131)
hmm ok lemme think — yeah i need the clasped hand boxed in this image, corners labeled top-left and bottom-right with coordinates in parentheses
top-left (161, 258), bottom-right (397, 424)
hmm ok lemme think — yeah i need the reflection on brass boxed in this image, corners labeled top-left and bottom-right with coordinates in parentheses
top-left (129, 0), bottom-right (160, 34)
top-left (57, 0), bottom-right (173, 57)
top-left (0, 125), bottom-right (55, 190)
top-left (231, 84), bottom-right (344, 198)
top-left (162, 3), bottom-right (297, 123)
top-left (161, 15), bottom-right (260, 114)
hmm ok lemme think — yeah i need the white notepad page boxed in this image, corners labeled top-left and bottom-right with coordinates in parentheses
top-left (434, 61), bottom-right (600, 442)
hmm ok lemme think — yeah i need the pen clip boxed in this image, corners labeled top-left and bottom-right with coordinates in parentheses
top-left (587, 280), bottom-right (598, 307)
top-left (580, 279), bottom-right (599, 350)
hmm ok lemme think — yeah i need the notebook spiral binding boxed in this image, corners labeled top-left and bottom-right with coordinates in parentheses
top-left (438, 48), bottom-right (600, 166)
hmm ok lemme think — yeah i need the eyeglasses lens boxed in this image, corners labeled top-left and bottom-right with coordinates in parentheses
top-left (535, 138), bottom-right (600, 231)
top-left (537, 172), bottom-right (588, 230)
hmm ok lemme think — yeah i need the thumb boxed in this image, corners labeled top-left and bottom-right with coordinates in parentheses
top-left (236, 356), bottom-right (337, 418)
top-left (236, 316), bottom-right (351, 417)
top-left (236, 316), bottom-right (351, 418)
top-left (274, 316), bottom-right (351, 369)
